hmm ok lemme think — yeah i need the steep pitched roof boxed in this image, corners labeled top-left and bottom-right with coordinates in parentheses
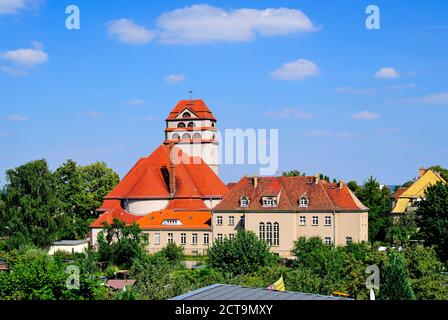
top-left (214, 176), bottom-right (368, 212)
top-left (166, 99), bottom-right (216, 121)
top-left (137, 210), bottom-right (211, 230)
top-left (90, 200), bottom-right (142, 228)
top-left (105, 144), bottom-right (228, 199)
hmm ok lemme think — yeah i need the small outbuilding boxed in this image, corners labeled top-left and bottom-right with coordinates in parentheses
top-left (48, 240), bottom-right (89, 255)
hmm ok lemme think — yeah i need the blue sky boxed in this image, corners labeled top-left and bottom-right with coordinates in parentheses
top-left (0, 0), bottom-right (447, 186)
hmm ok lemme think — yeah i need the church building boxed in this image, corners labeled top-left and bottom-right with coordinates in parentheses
top-left (90, 99), bottom-right (369, 257)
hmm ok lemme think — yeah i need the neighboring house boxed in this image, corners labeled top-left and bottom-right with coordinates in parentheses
top-left (106, 279), bottom-right (136, 292)
top-left (391, 167), bottom-right (446, 215)
top-left (213, 175), bottom-right (369, 257)
top-left (171, 284), bottom-right (351, 300)
top-left (48, 240), bottom-right (89, 255)
top-left (89, 100), bottom-right (228, 255)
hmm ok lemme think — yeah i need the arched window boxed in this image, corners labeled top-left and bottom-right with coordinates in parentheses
top-left (172, 134), bottom-right (180, 140)
top-left (182, 112), bottom-right (191, 118)
top-left (273, 223), bottom-right (279, 246)
top-left (299, 197), bottom-right (308, 207)
top-left (182, 133), bottom-right (191, 140)
top-left (192, 133), bottom-right (201, 140)
top-left (211, 122), bottom-right (215, 128)
top-left (259, 223), bottom-right (265, 242)
top-left (187, 122), bottom-right (195, 128)
top-left (266, 222), bottom-right (272, 246)
top-left (177, 122), bottom-right (186, 128)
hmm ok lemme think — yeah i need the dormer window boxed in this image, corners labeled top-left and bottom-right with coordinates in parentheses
top-left (162, 219), bottom-right (182, 226)
top-left (177, 122), bottom-right (186, 128)
top-left (240, 196), bottom-right (249, 208)
top-left (182, 112), bottom-right (191, 118)
top-left (262, 196), bottom-right (278, 208)
top-left (299, 197), bottom-right (308, 207)
top-left (187, 122), bottom-right (195, 128)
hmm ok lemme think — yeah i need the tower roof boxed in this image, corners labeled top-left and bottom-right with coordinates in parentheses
top-left (166, 99), bottom-right (216, 121)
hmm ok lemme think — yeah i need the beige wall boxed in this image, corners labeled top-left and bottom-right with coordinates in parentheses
top-left (143, 230), bottom-right (211, 256)
top-left (48, 242), bottom-right (89, 255)
top-left (212, 211), bottom-right (368, 257)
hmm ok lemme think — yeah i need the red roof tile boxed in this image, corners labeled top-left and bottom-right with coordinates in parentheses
top-left (137, 209), bottom-right (211, 230)
top-left (214, 176), bottom-right (368, 212)
top-left (166, 100), bottom-right (217, 121)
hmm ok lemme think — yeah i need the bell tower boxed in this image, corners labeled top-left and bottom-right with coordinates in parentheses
top-left (164, 99), bottom-right (219, 175)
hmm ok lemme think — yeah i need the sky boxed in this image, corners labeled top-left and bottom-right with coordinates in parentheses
top-left (0, 0), bottom-right (448, 186)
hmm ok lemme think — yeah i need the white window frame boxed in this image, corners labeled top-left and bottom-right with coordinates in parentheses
top-left (168, 233), bottom-right (174, 244)
top-left (154, 233), bottom-right (160, 245)
top-left (216, 216), bottom-right (223, 226)
top-left (299, 216), bottom-right (306, 226)
top-left (324, 237), bottom-right (332, 245)
top-left (228, 216), bottom-right (235, 226)
top-left (217, 233), bottom-right (223, 241)
top-left (325, 216), bottom-right (332, 226)
top-left (312, 216), bottom-right (319, 226)
top-left (192, 233), bottom-right (198, 245)
top-left (203, 233), bottom-right (209, 245)
top-left (180, 233), bottom-right (186, 245)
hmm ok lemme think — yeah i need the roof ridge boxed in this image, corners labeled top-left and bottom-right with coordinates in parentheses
top-left (319, 181), bottom-right (337, 211)
top-left (278, 177), bottom-right (295, 210)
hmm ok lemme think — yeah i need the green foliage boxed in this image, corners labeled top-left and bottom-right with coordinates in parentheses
top-left (55, 160), bottom-right (119, 240)
top-left (2, 160), bottom-right (63, 249)
top-left (282, 170), bottom-right (305, 176)
top-left (385, 213), bottom-right (418, 246)
top-left (97, 219), bottom-right (148, 269)
top-left (207, 230), bottom-right (276, 276)
top-left (160, 242), bottom-right (185, 266)
top-left (403, 245), bottom-right (448, 300)
top-left (416, 182), bottom-right (448, 262)
top-left (0, 248), bottom-right (108, 300)
top-left (428, 165), bottom-right (448, 181)
top-left (355, 176), bottom-right (392, 242)
top-left (347, 180), bottom-right (360, 193)
top-left (380, 251), bottom-right (415, 300)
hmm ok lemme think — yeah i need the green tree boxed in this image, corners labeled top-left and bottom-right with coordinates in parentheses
top-left (385, 213), bottom-right (418, 246)
top-left (207, 230), bottom-right (276, 275)
top-left (97, 219), bottom-right (148, 269)
top-left (355, 176), bottom-right (392, 242)
top-left (55, 160), bottom-right (119, 240)
top-left (347, 180), bottom-right (360, 193)
top-left (428, 165), bottom-right (448, 181)
top-left (380, 252), bottom-right (415, 300)
top-left (0, 248), bottom-right (108, 300)
top-left (160, 242), bottom-right (185, 267)
top-left (403, 245), bottom-right (448, 300)
top-left (415, 182), bottom-right (448, 262)
top-left (2, 160), bottom-right (63, 249)
top-left (282, 170), bottom-right (305, 176)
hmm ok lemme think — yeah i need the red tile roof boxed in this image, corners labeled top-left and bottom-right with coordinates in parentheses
top-left (90, 200), bottom-right (142, 228)
top-left (137, 210), bottom-right (211, 230)
top-left (166, 100), bottom-right (217, 121)
top-left (391, 187), bottom-right (408, 200)
top-left (214, 176), bottom-right (368, 212)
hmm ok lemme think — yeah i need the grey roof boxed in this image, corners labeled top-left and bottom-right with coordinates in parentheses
top-left (171, 284), bottom-right (351, 301)
top-left (52, 240), bottom-right (89, 246)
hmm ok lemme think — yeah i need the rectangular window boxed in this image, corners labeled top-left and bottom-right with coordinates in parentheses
top-left (312, 216), bottom-right (319, 226)
top-left (346, 237), bottom-right (353, 245)
top-left (154, 233), bottom-right (160, 245)
top-left (217, 233), bottom-right (223, 242)
top-left (228, 216), bottom-right (235, 226)
top-left (180, 233), bottom-right (186, 245)
top-left (168, 233), bottom-right (174, 244)
top-left (299, 216), bottom-right (306, 226)
top-left (216, 216), bottom-right (223, 226)
top-left (203, 233), bottom-right (209, 245)
top-left (325, 216), bottom-right (332, 226)
top-left (192, 233), bottom-right (198, 245)
top-left (229, 233), bottom-right (235, 240)
top-left (324, 237), bottom-right (332, 245)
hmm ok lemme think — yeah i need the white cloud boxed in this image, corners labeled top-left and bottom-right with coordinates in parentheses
top-left (263, 108), bottom-right (314, 119)
top-left (1, 42), bottom-right (48, 66)
top-left (304, 130), bottom-right (360, 139)
top-left (404, 92), bottom-right (448, 105)
top-left (107, 19), bottom-right (155, 44)
top-left (375, 67), bottom-right (400, 79)
top-left (335, 86), bottom-right (376, 95)
top-left (5, 114), bottom-right (28, 121)
top-left (165, 74), bottom-right (186, 84)
top-left (0, 0), bottom-right (42, 15)
top-left (0, 0), bottom-right (25, 14)
top-left (351, 111), bottom-right (381, 121)
top-left (125, 99), bottom-right (145, 106)
top-left (156, 4), bottom-right (317, 44)
top-left (271, 59), bottom-right (319, 80)
top-left (0, 65), bottom-right (29, 77)
top-left (85, 112), bottom-right (104, 119)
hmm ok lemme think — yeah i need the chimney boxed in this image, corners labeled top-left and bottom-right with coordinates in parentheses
top-left (169, 160), bottom-right (176, 196)
top-left (338, 179), bottom-right (344, 189)
top-left (253, 174), bottom-right (258, 188)
top-left (419, 167), bottom-right (427, 178)
top-left (315, 173), bottom-right (320, 184)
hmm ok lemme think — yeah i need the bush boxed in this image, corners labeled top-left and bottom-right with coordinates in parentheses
top-left (207, 230), bottom-right (277, 276)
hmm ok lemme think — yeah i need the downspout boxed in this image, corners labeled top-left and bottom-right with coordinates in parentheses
top-left (333, 210), bottom-right (336, 245)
